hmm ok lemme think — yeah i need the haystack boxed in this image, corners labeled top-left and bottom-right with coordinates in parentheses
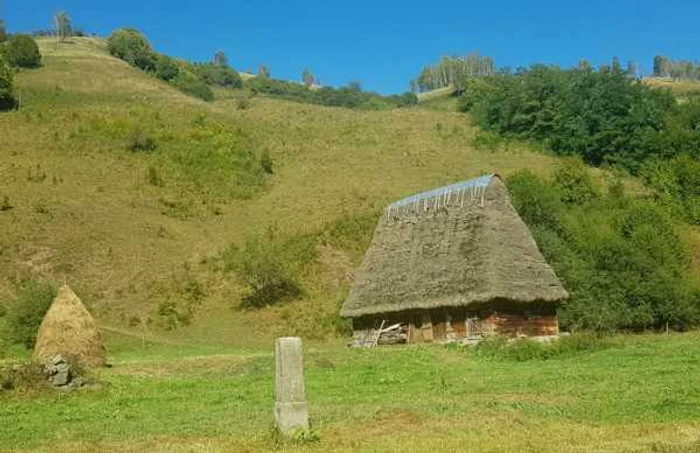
top-left (33, 285), bottom-right (106, 367)
top-left (341, 174), bottom-right (569, 342)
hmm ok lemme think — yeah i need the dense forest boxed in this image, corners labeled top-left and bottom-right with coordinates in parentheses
top-left (457, 59), bottom-right (700, 331)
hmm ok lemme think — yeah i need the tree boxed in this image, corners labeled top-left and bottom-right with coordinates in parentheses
top-left (6, 34), bottom-right (42, 68)
top-left (0, 19), bottom-right (7, 43)
top-left (257, 64), bottom-right (270, 78)
top-left (0, 54), bottom-right (15, 110)
top-left (302, 68), bottom-right (315, 87)
top-left (213, 50), bottom-right (228, 67)
top-left (653, 55), bottom-right (668, 78)
top-left (414, 52), bottom-right (496, 92)
top-left (107, 28), bottom-right (156, 71)
top-left (54, 11), bottom-right (72, 41)
top-left (348, 80), bottom-right (362, 92)
top-left (171, 71), bottom-right (214, 101)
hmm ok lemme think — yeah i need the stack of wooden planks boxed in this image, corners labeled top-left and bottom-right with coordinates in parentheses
top-left (349, 322), bottom-right (408, 347)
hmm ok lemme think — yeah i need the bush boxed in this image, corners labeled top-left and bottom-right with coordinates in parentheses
top-left (0, 54), bottom-right (15, 110)
top-left (4, 280), bottom-right (56, 348)
top-left (154, 54), bottom-right (180, 81)
top-left (642, 154), bottom-right (700, 224)
top-left (243, 76), bottom-right (416, 110)
top-left (127, 129), bottom-right (157, 152)
top-left (170, 72), bottom-right (214, 101)
top-left (260, 150), bottom-right (273, 174)
top-left (553, 158), bottom-right (599, 204)
top-left (0, 362), bottom-right (48, 393)
top-left (147, 165), bottom-right (164, 186)
top-left (195, 63), bottom-right (243, 88)
top-left (5, 34), bottom-right (41, 68)
top-left (506, 170), bottom-right (699, 332)
top-left (224, 233), bottom-right (317, 308)
top-left (107, 28), bottom-right (156, 71)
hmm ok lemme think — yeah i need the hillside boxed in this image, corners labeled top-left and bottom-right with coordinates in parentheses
top-left (0, 38), bottom-right (652, 347)
top-left (643, 76), bottom-right (700, 98)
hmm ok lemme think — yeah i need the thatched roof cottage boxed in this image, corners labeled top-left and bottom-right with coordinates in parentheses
top-left (340, 174), bottom-right (568, 343)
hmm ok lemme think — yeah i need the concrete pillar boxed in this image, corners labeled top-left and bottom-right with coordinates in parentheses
top-left (275, 337), bottom-right (309, 434)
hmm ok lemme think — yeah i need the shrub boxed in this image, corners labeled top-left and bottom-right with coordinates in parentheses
top-left (506, 170), bottom-right (564, 232)
top-left (553, 158), bottom-right (599, 204)
top-left (236, 96), bottom-right (251, 110)
top-left (195, 63), bottom-right (243, 88)
top-left (4, 280), bottom-right (56, 348)
top-left (642, 155), bottom-right (700, 224)
top-left (147, 165), bottom-right (164, 186)
top-left (506, 170), bottom-right (700, 332)
top-left (5, 34), bottom-right (41, 68)
top-left (154, 54), bottom-right (180, 81)
top-left (243, 76), bottom-right (415, 110)
top-left (127, 129), bottom-right (157, 152)
top-left (1, 195), bottom-right (12, 210)
top-left (170, 72), bottom-right (214, 101)
top-left (260, 150), bottom-right (273, 174)
top-left (0, 54), bottom-right (15, 110)
top-left (224, 233), bottom-right (317, 308)
top-left (107, 28), bottom-right (156, 71)
top-left (0, 362), bottom-right (48, 393)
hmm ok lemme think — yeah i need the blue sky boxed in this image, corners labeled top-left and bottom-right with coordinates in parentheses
top-left (3, 0), bottom-right (700, 94)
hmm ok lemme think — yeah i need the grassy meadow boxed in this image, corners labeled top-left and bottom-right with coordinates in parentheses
top-left (2, 332), bottom-right (700, 452)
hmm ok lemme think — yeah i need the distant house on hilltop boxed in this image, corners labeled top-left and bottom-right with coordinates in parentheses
top-left (340, 174), bottom-right (569, 344)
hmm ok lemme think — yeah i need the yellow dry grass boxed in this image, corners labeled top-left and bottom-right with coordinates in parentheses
top-left (643, 77), bottom-right (700, 97)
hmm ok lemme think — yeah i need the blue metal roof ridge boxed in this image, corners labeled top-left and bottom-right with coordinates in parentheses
top-left (388, 174), bottom-right (496, 209)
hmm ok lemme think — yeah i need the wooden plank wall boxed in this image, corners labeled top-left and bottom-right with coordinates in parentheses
top-left (483, 313), bottom-right (558, 337)
top-left (355, 308), bottom-right (559, 343)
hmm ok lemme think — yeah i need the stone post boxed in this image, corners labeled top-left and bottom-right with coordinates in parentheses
top-left (275, 337), bottom-right (309, 435)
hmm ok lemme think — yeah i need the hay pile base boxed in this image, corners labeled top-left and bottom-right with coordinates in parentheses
top-left (33, 285), bottom-right (106, 367)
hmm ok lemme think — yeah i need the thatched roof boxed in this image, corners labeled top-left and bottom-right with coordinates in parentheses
top-left (340, 174), bottom-right (569, 318)
top-left (33, 285), bottom-right (106, 367)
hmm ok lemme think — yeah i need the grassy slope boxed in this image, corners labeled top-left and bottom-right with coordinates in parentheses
top-left (643, 77), bottom-right (700, 98)
top-left (2, 332), bottom-right (700, 452)
top-left (0, 38), bottom-right (564, 346)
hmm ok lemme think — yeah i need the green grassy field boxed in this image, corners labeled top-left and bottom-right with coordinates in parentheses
top-left (2, 332), bottom-right (700, 452)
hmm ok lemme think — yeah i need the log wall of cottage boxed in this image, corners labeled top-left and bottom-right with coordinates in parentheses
top-left (352, 302), bottom-right (559, 343)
